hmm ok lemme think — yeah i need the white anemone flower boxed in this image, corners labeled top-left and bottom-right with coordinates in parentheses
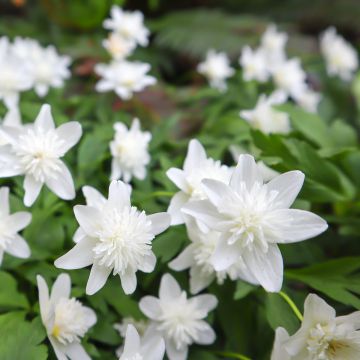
top-left (37, 273), bottom-right (97, 360)
top-left (0, 186), bottom-right (31, 265)
top-left (139, 273), bottom-right (217, 360)
top-left (12, 37), bottom-right (71, 97)
top-left (320, 27), bottom-right (358, 81)
top-left (281, 294), bottom-right (360, 359)
top-left (240, 91), bottom-right (291, 134)
top-left (95, 60), bottom-right (156, 100)
top-left (119, 324), bottom-right (165, 360)
top-left (55, 180), bottom-right (170, 295)
top-left (166, 139), bottom-right (232, 225)
top-left (293, 88), bottom-right (322, 113)
top-left (102, 33), bottom-right (136, 60)
top-left (239, 46), bottom-right (269, 82)
top-left (103, 6), bottom-right (149, 47)
top-left (0, 104), bottom-right (82, 207)
top-left (260, 24), bottom-right (288, 65)
top-left (271, 327), bottom-right (291, 360)
top-left (110, 118), bottom-right (151, 183)
top-left (182, 154), bottom-right (328, 292)
top-left (272, 58), bottom-right (307, 97)
top-left (197, 50), bottom-right (235, 91)
top-left (169, 216), bottom-right (259, 294)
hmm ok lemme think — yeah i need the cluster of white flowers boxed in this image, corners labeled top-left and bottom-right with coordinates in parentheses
top-left (0, 36), bottom-right (71, 109)
top-left (95, 6), bottom-right (156, 100)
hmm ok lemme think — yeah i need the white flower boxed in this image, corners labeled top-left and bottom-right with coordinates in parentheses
top-left (166, 139), bottom-right (232, 225)
top-left (320, 27), bottom-right (358, 81)
top-left (139, 273), bottom-right (217, 360)
top-left (197, 50), bottom-right (235, 91)
top-left (103, 6), bottom-right (149, 47)
top-left (272, 58), bottom-right (307, 97)
top-left (260, 24), bottom-right (288, 66)
top-left (119, 324), bottom-right (165, 360)
top-left (0, 104), bottom-right (82, 206)
top-left (110, 118), bottom-right (151, 183)
top-left (0, 187), bottom-right (31, 265)
top-left (102, 32), bottom-right (136, 60)
top-left (115, 317), bottom-right (149, 339)
top-left (0, 37), bottom-right (32, 109)
top-left (282, 294), bottom-right (360, 359)
top-left (182, 154), bottom-right (328, 292)
top-left (12, 37), bottom-right (71, 97)
top-left (36, 273), bottom-right (96, 360)
top-left (169, 216), bottom-right (258, 294)
top-left (0, 107), bottom-right (22, 146)
top-left (271, 327), bottom-right (291, 360)
top-left (55, 180), bottom-right (170, 295)
top-left (240, 91), bottom-right (291, 134)
top-left (95, 60), bottom-right (156, 100)
top-left (293, 88), bottom-right (322, 113)
top-left (239, 46), bottom-right (269, 82)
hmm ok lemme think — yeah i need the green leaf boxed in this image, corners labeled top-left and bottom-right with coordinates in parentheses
top-left (0, 271), bottom-right (29, 310)
top-left (234, 281), bottom-right (257, 300)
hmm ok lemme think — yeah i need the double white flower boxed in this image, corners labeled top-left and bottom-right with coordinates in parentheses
top-left (110, 118), bottom-right (151, 183)
top-left (240, 46), bottom-right (269, 83)
top-left (139, 273), bottom-right (217, 360)
top-left (0, 104), bottom-right (82, 206)
top-left (55, 180), bottom-right (170, 295)
top-left (37, 273), bottom-right (96, 360)
top-left (0, 186), bottom-right (31, 265)
top-left (272, 294), bottom-right (360, 359)
top-left (183, 154), bottom-right (328, 292)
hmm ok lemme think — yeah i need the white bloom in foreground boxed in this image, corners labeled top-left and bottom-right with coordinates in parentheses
top-left (271, 327), bottom-right (291, 360)
top-left (95, 60), bottom-right (156, 100)
top-left (110, 118), bottom-right (151, 183)
top-left (139, 273), bottom-right (217, 360)
top-left (55, 180), bottom-right (170, 295)
top-left (272, 58), bottom-right (307, 97)
top-left (260, 24), bottom-right (288, 65)
top-left (169, 217), bottom-right (258, 294)
top-left (166, 139), bottom-right (232, 225)
top-left (0, 104), bottom-right (81, 206)
top-left (102, 33), bottom-right (136, 60)
top-left (240, 46), bottom-right (269, 82)
top-left (293, 88), bottom-right (322, 113)
top-left (320, 27), bottom-right (358, 81)
top-left (240, 91), bottom-right (291, 134)
top-left (0, 107), bottom-right (22, 146)
top-left (279, 294), bottom-right (360, 359)
top-left (103, 6), bottom-right (149, 47)
top-left (12, 37), bottom-right (71, 97)
top-left (37, 273), bottom-right (96, 360)
top-left (0, 187), bottom-right (31, 265)
top-left (183, 155), bottom-right (328, 292)
top-left (197, 50), bottom-right (235, 91)
top-left (119, 324), bottom-right (165, 360)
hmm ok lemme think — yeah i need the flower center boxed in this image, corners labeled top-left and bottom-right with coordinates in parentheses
top-left (93, 207), bottom-right (154, 275)
top-left (51, 298), bottom-right (92, 345)
top-left (16, 129), bottom-right (64, 182)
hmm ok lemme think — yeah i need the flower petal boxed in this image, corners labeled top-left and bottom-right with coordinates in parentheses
top-left (202, 179), bottom-right (235, 208)
top-left (86, 263), bottom-right (112, 295)
top-left (189, 266), bottom-right (214, 294)
top-left (140, 335), bottom-right (165, 360)
top-left (271, 327), bottom-right (291, 360)
top-left (166, 168), bottom-right (188, 192)
top-left (122, 325), bottom-right (140, 358)
top-left (167, 191), bottom-right (189, 225)
top-left (34, 104), bottom-right (55, 131)
top-left (183, 139), bottom-right (207, 172)
top-left (211, 235), bottom-right (240, 271)
top-left (139, 296), bottom-right (162, 319)
top-left (195, 321), bottom-right (216, 345)
top-left (36, 275), bottom-right (50, 326)
top-left (82, 186), bottom-right (106, 208)
top-left (7, 212), bottom-right (32, 232)
top-left (159, 273), bottom-right (182, 301)
top-left (45, 162), bottom-right (75, 200)
top-left (0, 187), bottom-right (9, 215)
top-left (50, 273), bottom-right (71, 304)
top-left (192, 294), bottom-right (218, 313)
top-left (64, 342), bottom-right (91, 360)
top-left (169, 244), bottom-right (196, 271)
top-left (24, 175), bottom-right (43, 207)
top-left (148, 212), bottom-right (170, 235)
top-left (55, 121), bottom-right (82, 153)
top-left (73, 205), bottom-right (101, 236)
top-left (120, 269), bottom-right (137, 295)
top-left (165, 339), bottom-right (188, 360)
top-left (138, 252), bottom-right (156, 273)
top-left (5, 234), bottom-right (30, 259)
top-left (108, 180), bottom-right (131, 209)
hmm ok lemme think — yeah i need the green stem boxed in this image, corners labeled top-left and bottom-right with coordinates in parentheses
top-left (149, 191), bottom-right (175, 197)
top-left (213, 351), bottom-right (252, 360)
top-left (279, 291), bottom-right (303, 322)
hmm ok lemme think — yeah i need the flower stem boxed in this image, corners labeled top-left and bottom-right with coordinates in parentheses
top-left (149, 191), bottom-right (175, 197)
top-left (279, 291), bottom-right (303, 321)
top-left (213, 351), bottom-right (252, 360)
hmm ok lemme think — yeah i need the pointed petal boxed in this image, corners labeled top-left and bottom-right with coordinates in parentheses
top-left (73, 205), bottom-right (101, 236)
top-left (34, 104), bottom-right (55, 131)
top-left (148, 212), bottom-right (170, 235)
top-left (24, 175), bottom-right (43, 207)
top-left (139, 296), bottom-right (162, 320)
top-left (64, 342), bottom-right (91, 360)
top-left (108, 180), bottom-right (131, 209)
top-left (36, 275), bottom-right (50, 325)
top-left (140, 335), bottom-right (165, 360)
top-left (0, 187), bottom-right (9, 215)
top-left (73, 227), bottom-right (86, 243)
top-left (45, 162), bottom-right (75, 200)
top-left (195, 321), bottom-right (216, 345)
top-left (86, 263), bottom-right (112, 295)
top-left (50, 273), bottom-right (71, 304)
top-left (202, 179), bottom-right (235, 208)
top-left (49, 337), bottom-right (68, 360)
top-left (271, 327), bottom-right (291, 360)
top-left (211, 235), bottom-right (240, 271)
top-left (184, 139), bottom-right (207, 172)
top-left (7, 212), bottom-right (31, 232)
top-left (167, 191), bottom-right (189, 225)
top-left (122, 325), bottom-right (140, 358)
top-left (165, 339), bottom-right (188, 360)
top-left (120, 269), bottom-right (137, 295)
top-left (189, 266), bottom-right (214, 294)
top-left (56, 122), bottom-right (82, 153)
top-left (166, 168), bottom-right (188, 192)
top-left (82, 186), bottom-right (106, 208)
top-left (5, 234), bottom-right (30, 259)
top-left (159, 273), bottom-right (181, 301)
top-left (169, 244), bottom-right (196, 271)
top-left (192, 294), bottom-right (218, 313)
top-left (138, 252), bottom-right (156, 273)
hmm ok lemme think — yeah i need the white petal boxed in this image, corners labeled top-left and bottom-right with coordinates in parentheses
top-left (159, 273), bottom-right (181, 301)
top-left (148, 212), bottom-right (170, 235)
top-left (24, 175), bottom-right (43, 207)
top-left (165, 339), bottom-right (188, 360)
top-left (7, 212), bottom-right (32, 232)
top-left (271, 327), bottom-right (291, 360)
top-left (0, 250), bottom-right (4, 265)
top-left (73, 227), bottom-right (86, 243)
top-left (50, 273), bottom-right (71, 304)
top-left (166, 168), bottom-right (188, 192)
top-left (45, 162), bottom-right (75, 200)
top-left (138, 252), bottom-right (156, 273)
top-left (82, 186), bottom-right (106, 208)
top-left (183, 139), bottom-right (207, 172)
top-left (73, 205), bottom-right (101, 236)
top-left (0, 187), bottom-right (9, 215)
top-left (139, 296), bottom-right (162, 319)
top-left (201, 179), bottom-right (235, 208)
top-left (122, 325), bottom-right (140, 358)
top-left (120, 269), bottom-right (137, 295)
top-left (167, 191), bottom-right (189, 225)
top-left (189, 266), bottom-right (214, 294)
top-left (64, 342), bottom-right (91, 360)
top-left (231, 154), bottom-right (263, 192)
top-left (140, 335), bottom-right (165, 360)
top-left (86, 263), bottom-right (112, 295)
top-left (3, 107), bottom-right (21, 127)
top-left (267, 209), bottom-right (328, 243)
top-left (56, 122), bottom-right (82, 153)
top-left (34, 104), bottom-right (55, 131)
top-left (110, 158), bottom-right (122, 180)
top-left (192, 294), bottom-right (218, 313)
top-left (49, 337), bottom-right (68, 360)
top-left (108, 180), bottom-right (131, 209)
top-left (55, 237), bottom-right (95, 269)
top-left (169, 244), bottom-right (196, 271)
top-left (35, 84), bottom-right (49, 97)
top-left (266, 171), bottom-right (305, 209)
top-left (243, 244), bottom-right (283, 292)
top-left (211, 235), bottom-right (240, 271)
top-left (5, 234), bottom-right (30, 259)
top-left (83, 306), bottom-right (97, 327)
top-left (36, 275), bottom-right (50, 325)
top-left (195, 321), bottom-right (216, 345)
